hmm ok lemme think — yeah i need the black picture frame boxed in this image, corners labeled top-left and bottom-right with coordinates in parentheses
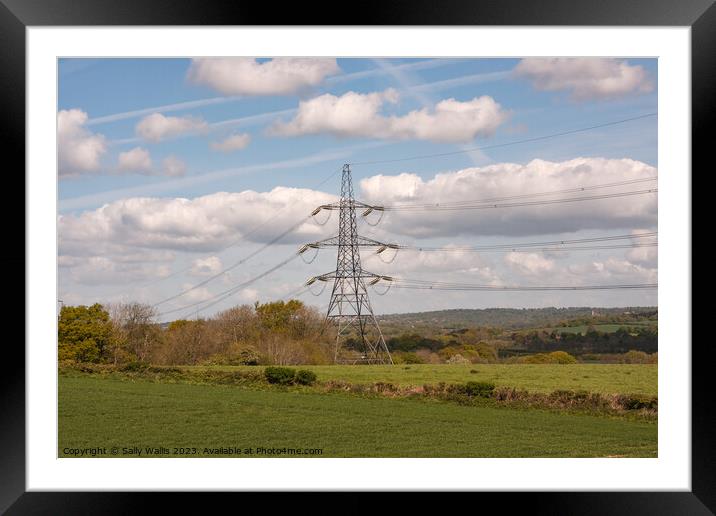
top-left (3, 0), bottom-right (707, 512)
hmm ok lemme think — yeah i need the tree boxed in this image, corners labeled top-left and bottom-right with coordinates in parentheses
top-left (213, 304), bottom-right (259, 347)
top-left (255, 299), bottom-right (305, 333)
top-left (107, 302), bottom-right (160, 363)
top-left (160, 319), bottom-right (211, 365)
top-left (58, 304), bottom-right (112, 363)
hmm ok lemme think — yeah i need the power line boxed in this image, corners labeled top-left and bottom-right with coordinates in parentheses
top-left (152, 217), bottom-right (310, 308)
top-left (387, 277), bottom-right (657, 291)
top-left (111, 166), bottom-right (344, 300)
top-left (391, 284), bottom-right (657, 291)
top-left (157, 253), bottom-right (300, 320)
top-left (349, 112), bottom-right (657, 166)
top-left (382, 243), bottom-right (657, 256)
top-left (379, 177), bottom-right (657, 210)
top-left (382, 188), bottom-right (657, 212)
top-left (181, 255), bottom-right (300, 320)
top-left (134, 109), bottom-right (658, 316)
top-left (390, 232), bottom-right (657, 252)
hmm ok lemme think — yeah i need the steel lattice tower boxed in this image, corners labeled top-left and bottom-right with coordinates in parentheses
top-left (302, 164), bottom-right (395, 364)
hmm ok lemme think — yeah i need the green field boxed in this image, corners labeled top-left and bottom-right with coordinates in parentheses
top-left (59, 375), bottom-right (657, 458)
top-left (186, 364), bottom-right (657, 396)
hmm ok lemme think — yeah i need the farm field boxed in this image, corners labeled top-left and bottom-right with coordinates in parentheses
top-left (59, 375), bottom-right (657, 458)
top-left (185, 364), bottom-right (657, 396)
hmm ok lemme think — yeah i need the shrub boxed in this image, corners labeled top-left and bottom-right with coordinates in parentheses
top-left (237, 347), bottom-right (262, 365)
top-left (264, 366), bottom-right (297, 385)
top-left (618, 394), bottom-right (658, 410)
top-left (400, 352), bottom-right (425, 364)
top-left (519, 351), bottom-right (577, 364)
top-left (295, 369), bottom-right (318, 385)
top-left (547, 351), bottom-right (578, 364)
top-left (462, 381), bottom-right (496, 398)
top-left (446, 353), bottom-right (470, 365)
top-left (618, 350), bottom-right (653, 364)
top-left (373, 382), bottom-right (398, 393)
top-left (121, 361), bottom-right (149, 372)
top-left (147, 366), bottom-right (182, 374)
top-left (475, 341), bottom-right (498, 362)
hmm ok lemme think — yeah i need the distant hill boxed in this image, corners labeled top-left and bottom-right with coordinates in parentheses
top-left (376, 306), bottom-right (657, 331)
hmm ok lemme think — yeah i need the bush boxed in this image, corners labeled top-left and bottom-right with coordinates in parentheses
top-left (519, 351), bottom-right (577, 364)
top-left (264, 366), bottom-right (296, 385)
top-left (619, 394), bottom-right (658, 410)
top-left (296, 369), bottom-right (318, 385)
top-left (462, 381), bottom-right (496, 398)
top-left (446, 353), bottom-right (470, 365)
top-left (618, 350), bottom-right (654, 364)
top-left (120, 361), bottom-right (149, 372)
top-left (397, 352), bottom-right (425, 364)
top-left (237, 348), bottom-right (262, 365)
top-left (547, 351), bottom-right (578, 364)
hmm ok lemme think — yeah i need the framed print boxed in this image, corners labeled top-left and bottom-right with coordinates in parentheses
top-left (4, 0), bottom-right (709, 512)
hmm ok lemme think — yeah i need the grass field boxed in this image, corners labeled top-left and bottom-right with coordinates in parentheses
top-left (186, 364), bottom-right (657, 396)
top-left (59, 375), bottom-right (657, 458)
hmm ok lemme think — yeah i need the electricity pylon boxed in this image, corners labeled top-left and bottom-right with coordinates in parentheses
top-left (302, 164), bottom-right (395, 365)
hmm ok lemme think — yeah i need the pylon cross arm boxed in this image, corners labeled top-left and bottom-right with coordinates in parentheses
top-left (301, 235), bottom-right (397, 249)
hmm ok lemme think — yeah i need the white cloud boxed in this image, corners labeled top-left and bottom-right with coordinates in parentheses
top-left (59, 142), bottom-right (381, 212)
top-left (187, 58), bottom-right (340, 96)
top-left (179, 283), bottom-right (214, 303)
top-left (626, 246), bottom-right (658, 268)
top-left (210, 133), bottom-right (251, 152)
top-left (58, 186), bottom-right (337, 256)
top-left (117, 147), bottom-right (152, 173)
top-left (237, 288), bottom-right (259, 302)
top-left (626, 229), bottom-right (658, 267)
top-left (190, 256), bottom-right (223, 276)
top-left (504, 252), bottom-right (555, 276)
top-left (135, 113), bottom-right (208, 142)
top-left (514, 58), bottom-right (653, 101)
top-left (162, 155), bottom-right (187, 177)
top-left (360, 157), bottom-right (657, 238)
top-left (59, 157), bottom-right (657, 265)
top-left (270, 89), bottom-right (508, 143)
top-left (567, 257), bottom-right (657, 284)
top-left (62, 254), bottom-right (173, 285)
top-left (365, 247), bottom-right (503, 287)
top-left (115, 148), bottom-right (186, 177)
top-left (366, 246), bottom-right (484, 272)
top-left (58, 109), bottom-right (107, 177)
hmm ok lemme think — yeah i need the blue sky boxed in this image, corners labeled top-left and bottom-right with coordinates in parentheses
top-left (57, 57), bottom-right (658, 319)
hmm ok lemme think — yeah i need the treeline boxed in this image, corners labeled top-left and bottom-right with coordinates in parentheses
top-left (381, 327), bottom-right (657, 364)
top-left (378, 306), bottom-right (657, 331)
top-left (509, 327), bottom-right (658, 355)
top-left (58, 300), bottom-right (334, 366)
top-left (57, 302), bottom-right (658, 366)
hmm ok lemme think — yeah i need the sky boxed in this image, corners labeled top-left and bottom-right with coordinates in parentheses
top-left (57, 57), bottom-right (658, 320)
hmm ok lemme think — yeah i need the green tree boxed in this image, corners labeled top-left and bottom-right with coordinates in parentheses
top-left (58, 304), bottom-right (112, 363)
top-left (255, 300), bottom-right (305, 333)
